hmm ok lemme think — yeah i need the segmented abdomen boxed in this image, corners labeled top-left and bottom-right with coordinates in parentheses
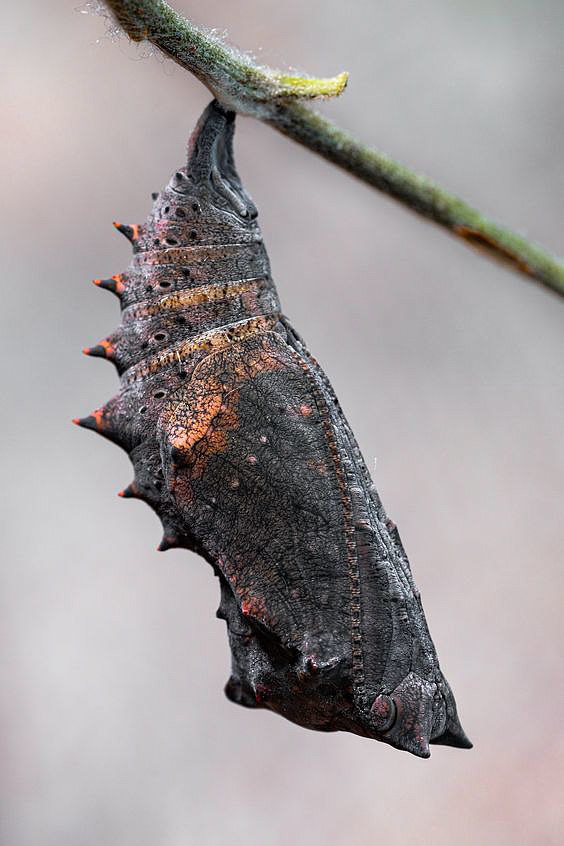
top-left (79, 166), bottom-right (282, 453)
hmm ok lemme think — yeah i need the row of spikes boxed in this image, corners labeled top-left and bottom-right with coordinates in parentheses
top-left (78, 215), bottom-right (184, 555)
top-left (89, 220), bottom-right (141, 304)
top-left (84, 220), bottom-right (139, 355)
top-left (72, 420), bottom-right (186, 553)
top-left (117, 482), bottom-right (188, 553)
top-left (90, 217), bottom-right (146, 300)
top-left (74, 220), bottom-right (144, 432)
top-left (90, 219), bottom-right (141, 300)
top-left (88, 195), bottom-right (208, 320)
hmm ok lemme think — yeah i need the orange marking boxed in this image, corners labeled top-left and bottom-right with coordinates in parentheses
top-left (122, 278), bottom-right (268, 323)
top-left (169, 393), bottom-right (223, 452)
top-left (239, 595), bottom-right (273, 628)
top-left (122, 314), bottom-right (279, 385)
top-left (162, 333), bottom-right (290, 493)
top-left (112, 274), bottom-right (126, 294)
top-left (99, 339), bottom-right (114, 358)
top-left (118, 482), bottom-right (138, 498)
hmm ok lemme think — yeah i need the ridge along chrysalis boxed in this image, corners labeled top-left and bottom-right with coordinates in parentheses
top-left (75, 99), bottom-right (471, 758)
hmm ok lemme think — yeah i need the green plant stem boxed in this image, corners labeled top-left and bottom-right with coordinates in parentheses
top-left (103, 0), bottom-right (564, 298)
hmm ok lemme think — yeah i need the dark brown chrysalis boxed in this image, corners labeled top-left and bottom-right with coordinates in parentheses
top-left (75, 100), bottom-right (471, 758)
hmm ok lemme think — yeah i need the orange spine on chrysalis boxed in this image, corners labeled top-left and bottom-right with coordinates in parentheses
top-left (72, 403), bottom-right (124, 448)
top-left (118, 483), bottom-right (139, 499)
top-left (113, 221), bottom-right (141, 244)
top-left (92, 275), bottom-right (126, 297)
top-left (82, 339), bottom-right (115, 359)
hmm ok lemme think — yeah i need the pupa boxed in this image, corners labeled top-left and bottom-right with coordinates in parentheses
top-left (75, 99), bottom-right (471, 758)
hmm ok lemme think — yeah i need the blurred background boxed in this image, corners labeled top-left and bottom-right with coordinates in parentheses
top-left (1, 1), bottom-right (563, 844)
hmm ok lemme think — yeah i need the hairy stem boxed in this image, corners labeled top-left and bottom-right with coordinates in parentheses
top-left (102, 0), bottom-right (564, 297)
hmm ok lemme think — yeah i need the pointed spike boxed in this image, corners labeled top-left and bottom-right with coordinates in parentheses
top-left (72, 405), bottom-right (125, 448)
top-left (376, 673), bottom-right (435, 759)
top-left (157, 527), bottom-right (181, 551)
top-left (72, 414), bottom-right (99, 432)
top-left (431, 712), bottom-right (473, 749)
top-left (118, 483), bottom-right (138, 499)
top-left (224, 675), bottom-right (259, 709)
top-left (430, 675), bottom-right (473, 750)
top-left (113, 221), bottom-right (131, 240)
top-left (431, 727), bottom-right (473, 750)
top-left (113, 221), bottom-right (140, 243)
top-left (93, 276), bottom-right (125, 296)
top-left (82, 340), bottom-right (114, 360)
top-left (83, 345), bottom-right (105, 358)
top-left (413, 738), bottom-right (431, 759)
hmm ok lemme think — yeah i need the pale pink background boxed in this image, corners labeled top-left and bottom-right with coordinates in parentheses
top-left (1, 2), bottom-right (563, 844)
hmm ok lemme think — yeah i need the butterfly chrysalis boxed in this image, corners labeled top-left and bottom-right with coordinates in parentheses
top-left (75, 100), bottom-right (471, 758)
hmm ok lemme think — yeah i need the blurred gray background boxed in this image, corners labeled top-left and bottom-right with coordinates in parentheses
top-left (1, 2), bottom-right (563, 844)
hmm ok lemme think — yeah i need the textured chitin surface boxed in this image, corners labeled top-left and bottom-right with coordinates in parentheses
top-left (76, 100), bottom-right (471, 758)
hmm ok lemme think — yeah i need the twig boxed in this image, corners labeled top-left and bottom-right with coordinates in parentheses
top-left (102, 0), bottom-right (564, 298)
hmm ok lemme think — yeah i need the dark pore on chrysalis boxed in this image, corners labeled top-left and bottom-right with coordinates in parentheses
top-left (76, 100), bottom-right (471, 758)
